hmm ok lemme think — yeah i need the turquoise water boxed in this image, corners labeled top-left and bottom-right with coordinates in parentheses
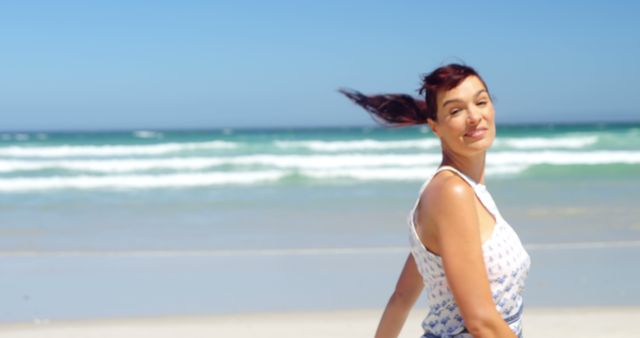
top-left (1, 122), bottom-right (639, 322)
top-left (1, 123), bottom-right (639, 191)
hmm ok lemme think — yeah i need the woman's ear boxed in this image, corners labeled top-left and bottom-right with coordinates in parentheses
top-left (427, 118), bottom-right (440, 137)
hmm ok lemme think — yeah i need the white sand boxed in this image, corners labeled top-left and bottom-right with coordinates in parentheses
top-left (1, 307), bottom-right (639, 338)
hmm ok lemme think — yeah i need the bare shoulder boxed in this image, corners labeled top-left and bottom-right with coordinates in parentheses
top-left (414, 171), bottom-right (478, 255)
top-left (417, 171), bottom-right (476, 221)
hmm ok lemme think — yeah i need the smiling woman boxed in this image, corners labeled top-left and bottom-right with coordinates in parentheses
top-left (340, 64), bottom-right (531, 338)
top-left (427, 75), bottom-right (497, 159)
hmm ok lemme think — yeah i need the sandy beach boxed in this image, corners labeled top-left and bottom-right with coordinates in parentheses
top-left (1, 307), bottom-right (639, 338)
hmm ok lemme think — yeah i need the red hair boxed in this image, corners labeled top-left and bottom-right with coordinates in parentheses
top-left (340, 64), bottom-right (489, 127)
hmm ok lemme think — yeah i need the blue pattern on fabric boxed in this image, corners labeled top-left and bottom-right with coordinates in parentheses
top-left (408, 166), bottom-right (531, 338)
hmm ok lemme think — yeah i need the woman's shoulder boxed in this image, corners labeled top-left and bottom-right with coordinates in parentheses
top-left (414, 171), bottom-right (478, 255)
top-left (423, 170), bottom-right (475, 202)
top-left (417, 171), bottom-right (476, 221)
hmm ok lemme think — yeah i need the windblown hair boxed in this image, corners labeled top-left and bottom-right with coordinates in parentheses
top-left (339, 63), bottom-right (488, 127)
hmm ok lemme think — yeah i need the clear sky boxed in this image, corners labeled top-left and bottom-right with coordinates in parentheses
top-left (1, 1), bottom-right (639, 131)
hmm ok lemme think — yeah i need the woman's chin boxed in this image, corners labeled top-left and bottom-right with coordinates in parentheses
top-left (463, 137), bottom-right (494, 152)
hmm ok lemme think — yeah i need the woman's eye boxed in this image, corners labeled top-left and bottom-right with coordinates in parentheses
top-left (450, 109), bottom-right (461, 115)
top-left (477, 101), bottom-right (487, 106)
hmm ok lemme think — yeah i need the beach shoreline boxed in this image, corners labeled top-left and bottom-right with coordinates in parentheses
top-left (1, 306), bottom-right (639, 338)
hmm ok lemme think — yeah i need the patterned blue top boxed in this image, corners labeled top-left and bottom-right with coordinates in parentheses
top-left (408, 166), bottom-right (531, 338)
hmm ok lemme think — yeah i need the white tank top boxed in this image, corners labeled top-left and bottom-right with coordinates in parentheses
top-left (408, 166), bottom-right (531, 338)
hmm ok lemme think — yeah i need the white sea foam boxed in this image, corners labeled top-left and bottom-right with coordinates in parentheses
top-left (0, 167), bottom-right (520, 192)
top-left (0, 158), bottom-right (225, 173)
top-left (1, 147), bottom-right (637, 191)
top-left (231, 154), bottom-right (442, 169)
top-left (495, 136), bottom-right (598, 149)
top-left (302, 165), bottom-right (528, 181)
top-left (1, 150), bottom-right (639, 174)
top-left (0, 140), bottom-right (237, 158)
top-left (487, 150), bottom-right (640, 165)
top-left (133, 130), bottom-right (163, 139)
top-left (0, 171), bottom-right (285, 192)
top-left (274, 135), bottom-right (598, 152)
top-left (303, 167), bottom-right (438, 181)
top-left (274, 139), bottom-right (441, 151)
top-left (0, 154), bottom-right (443, 173)
top-left (0, 135), bottom-right (600, 160)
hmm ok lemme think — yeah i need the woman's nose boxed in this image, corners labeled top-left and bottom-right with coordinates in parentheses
top-left (467, 106), bottom-right (482, 124)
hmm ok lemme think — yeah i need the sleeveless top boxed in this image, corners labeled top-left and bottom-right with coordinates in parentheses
top-left (408, 166), bottom-right (531, 338)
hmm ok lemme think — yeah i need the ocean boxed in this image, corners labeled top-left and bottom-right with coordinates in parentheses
top-left (1, 122), bottom-right (639, 322)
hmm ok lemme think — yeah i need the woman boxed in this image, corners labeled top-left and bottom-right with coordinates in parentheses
top-left (340, 64), bottom-right (531, 338)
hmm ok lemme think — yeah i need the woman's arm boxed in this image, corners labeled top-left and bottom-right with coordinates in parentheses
top-left (374, 253), bottom-right (424, 338)
top-left (426, 176), bottom-right (516, 338)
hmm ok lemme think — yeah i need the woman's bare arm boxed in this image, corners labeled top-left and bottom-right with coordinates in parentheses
top-left (374, 253), bottom-right (424, 338)
top-left (425, 175), bottom-right (516, 338)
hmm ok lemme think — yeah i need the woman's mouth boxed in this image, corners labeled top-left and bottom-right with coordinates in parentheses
top-left (464, 128), bottom-right (487, 139)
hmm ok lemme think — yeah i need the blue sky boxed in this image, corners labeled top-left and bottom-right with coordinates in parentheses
top-left (0, 1), bottom-right (639, 131)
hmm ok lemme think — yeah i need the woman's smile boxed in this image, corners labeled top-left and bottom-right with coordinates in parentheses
top-left (464, 127), bottom-right (488, 140)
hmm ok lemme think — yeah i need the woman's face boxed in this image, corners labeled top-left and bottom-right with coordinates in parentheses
top-left (427, 75), bottom-right (496, 156)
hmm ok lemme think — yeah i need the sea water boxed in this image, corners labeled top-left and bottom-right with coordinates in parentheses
top-left (1, 123), bottom-right (639, 322)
